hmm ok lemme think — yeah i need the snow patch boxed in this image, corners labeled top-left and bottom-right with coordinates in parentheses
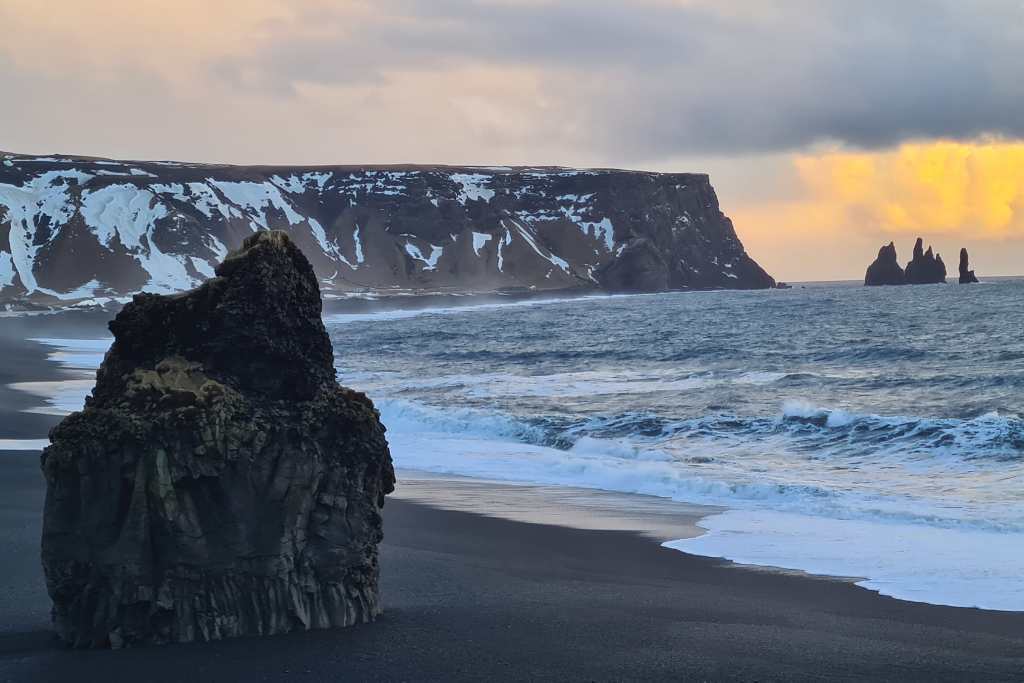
top-left (79, 184), bottom-right (197, 293)
top-left (496, 227), bottom-right (512, 272)
top-left (36, 279), bottom-right (102, 301)
top-left (0, 169), bottom-right (93, 292)
top-left (581, 217), bottom-right (615, 252)
top-left (304, 171), bottom-right (333, 190)
top-left (0, 252), bottom-right (17, 288)
top-left (189, 256), bottom-right (216, 278)
top-left (270, 174), bottom-right (306, 194)
top-left (472, 232), bottom-right (493, 256)
top-left (208, 180), bottom-right (305, 228)
top-left (405, 242), bottom-right (444, 271)
top-left (506, 219), bottom-right (570, 273)
top-left (353, 225), bottom-right (365, 264)
top-left (452, 173), bottom-right (495, 204)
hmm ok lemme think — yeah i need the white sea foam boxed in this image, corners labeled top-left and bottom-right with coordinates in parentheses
top-left (33, 337), bottom-right (111, 370)
top-left (666, 510), bottom-right (1024, 611)
top-left (0, 439), bottom-right (50, 450)
top-left (11, 379), bottom-right (96, 416)
top-left (373, 396), bottom-right (1024, 610)
top-left (6, 338), bottom-right (111, 415)
top-left (324, 293), bottom-right (649, 324)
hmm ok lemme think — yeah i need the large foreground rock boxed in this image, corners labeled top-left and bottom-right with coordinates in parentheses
top-left (40, 230), bottom-right (396, 648)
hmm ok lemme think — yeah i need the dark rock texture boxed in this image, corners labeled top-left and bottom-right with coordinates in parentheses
top-left (959, 248), bottom-right (979, 284)
top-left (40, 230), bottom-right (396, 648)
top-left (0, 151), bottom-right (774, 308)
top-left (864, 242), bottom-right (906, 286)
top-left (904, 237), bottom-right (947, 284)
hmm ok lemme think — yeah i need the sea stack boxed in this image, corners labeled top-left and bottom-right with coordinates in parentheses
top-left (904, 237), bottom-right (947, 284)
top-left (959, 248), bottom-right (979, 283)
top-left (864, 242), bottom-right (906, 286)
top-left (40, 230), bottom-right (396, 648)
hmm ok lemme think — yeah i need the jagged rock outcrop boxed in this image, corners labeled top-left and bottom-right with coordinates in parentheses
top-left (864, 242), bottom-right (906, 286)
top-left (959, 248), bottom-right (979, 283)
top-left (40, 230), bottom-right (396, 648)
top-left (904, 237), bottom-right (947, 284)
top-left (0, 152), bottom-right (774, 309)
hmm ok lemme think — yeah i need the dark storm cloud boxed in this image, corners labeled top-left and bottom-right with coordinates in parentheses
top-left (213, 0), bottom-right (1024, 158)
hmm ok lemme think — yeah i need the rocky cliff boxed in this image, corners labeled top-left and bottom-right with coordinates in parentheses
top-left (959, 248), bottom-right (979, 284)
top-left (864, 242), bottom-right (906, 286)
top-left (866, 238), bottom-right (954, 286)
top-left (40, 231), bottom-right (395, 647)
top-left (904, 238), bottom-right (947, 284)
top-left (0, 152), bottom-right (773, 307)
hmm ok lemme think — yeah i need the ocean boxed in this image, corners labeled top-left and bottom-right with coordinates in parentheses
top-left (15, 279), bottom-right (1024, 611)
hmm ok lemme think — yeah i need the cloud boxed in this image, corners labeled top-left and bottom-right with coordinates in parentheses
top-left (2, 1), bottom-right (1023, 281)
top-left (721, 141), bottom-right (1024, 280)
top-left (205, 0), bottom-right (1024, 158)
top-left (792, 141), bottom-right (1024, 239)
top-left (3, 0), bottom-right (1024, 163)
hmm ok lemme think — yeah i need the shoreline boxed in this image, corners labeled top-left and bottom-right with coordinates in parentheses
top-left (0, 312), bottom-right (110, 444)
top-left (2, 456), bottom-right (1023, 680)
top-left (5, 314), bottom-right (1024, 615)
top-left (2, 308), bottom-right (1023, 678)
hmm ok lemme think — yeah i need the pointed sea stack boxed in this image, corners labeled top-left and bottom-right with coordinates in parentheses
top-left (904, 237), bottom-right (947, 284)
top-left (959, 248), bottom-right (979, 283)
top-left (40, 230), bottom-right (396, 648)
top-left (864, 242), bottom-right (906, 286)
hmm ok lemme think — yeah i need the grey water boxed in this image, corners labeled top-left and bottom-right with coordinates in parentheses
top-left (325, 279), bottom-right (1024, 609)
top-left (15, 279), bottom-right (1024, 609)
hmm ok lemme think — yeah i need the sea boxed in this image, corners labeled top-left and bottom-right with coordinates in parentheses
top-left (11, 279), bottom-right (1024, 611)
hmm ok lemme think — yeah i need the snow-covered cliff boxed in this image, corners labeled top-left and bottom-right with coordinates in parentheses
top-left (0, 152), bottom-right (774, 307)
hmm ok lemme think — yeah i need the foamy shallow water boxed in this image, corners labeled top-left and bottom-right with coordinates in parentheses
top-left (0, 439), bottom-right (50, 450)
top-left (8, 282), bottom-right (1024, 611)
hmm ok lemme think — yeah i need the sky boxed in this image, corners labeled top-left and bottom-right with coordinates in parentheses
top-left (2, 0), bottom-right (1023, 281)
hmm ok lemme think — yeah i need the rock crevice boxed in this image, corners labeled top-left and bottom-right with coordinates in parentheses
top-left (41, 230), bottom-right (395, 648)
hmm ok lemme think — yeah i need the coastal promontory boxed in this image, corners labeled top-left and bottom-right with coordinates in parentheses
top-left (0, 152), bottom-right (774, 309)
top-left (40, 230), bottom-right (396, 647)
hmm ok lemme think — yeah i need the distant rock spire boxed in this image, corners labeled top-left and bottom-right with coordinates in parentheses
top-left (959, 247), bottom-right (979, 284)
top-left (904, 237), bottom-right (946, 284)
top-left (864, 241), bottom-right (906, 286)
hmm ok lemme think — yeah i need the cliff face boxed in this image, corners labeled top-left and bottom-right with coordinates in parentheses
top-left (0, 152), bottom-right (773, 306)
top-left (865, 238), bottom-right (953, 286)
top-left (959, 248), bottom-right (979, 284)
top-left (40, 231), bottom-right (395, 647)
top-left (904, 238), bottom-right (947, 284)
top-left (865, 242), bottom-right (906, 286)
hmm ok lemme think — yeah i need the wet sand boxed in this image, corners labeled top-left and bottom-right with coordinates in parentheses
top-left (1, 457), bottom-right (1023, 682)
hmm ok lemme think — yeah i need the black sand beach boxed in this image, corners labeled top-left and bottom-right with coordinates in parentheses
top-left (1, 454), bottom-right (1023, 681)
top-left (2, 317), bottom-right (1023, 681)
